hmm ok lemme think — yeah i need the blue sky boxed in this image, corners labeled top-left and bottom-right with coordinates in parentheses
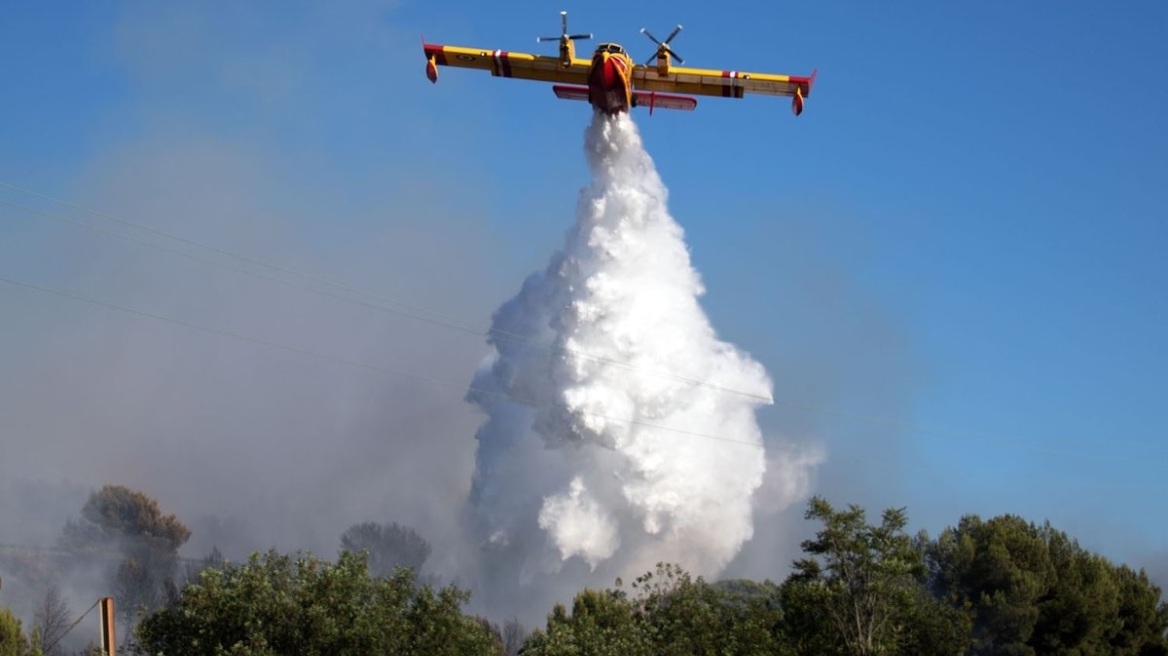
top-left (2, 0), bottom-right (1166, 580)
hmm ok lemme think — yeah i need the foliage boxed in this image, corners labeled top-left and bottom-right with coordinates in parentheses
top-left (1109, 565), bottom-right (1168, 655)
top-left (780, 496), bottom-right (928, 656)
top-left (61, 485), bottom-right (189, 552)
top-left (58, 485), bottom-right (190, 623)
top-left (928, 514), bottom-right (1168, 656)
top-left (520, 494), bottom-right (1167, 656)
top-left (181, 546), bottom-right (227, 588)
top-left (0, 606), bottom-right (31, 656)
top-left (339, 522), bottom-right (432, 577)
top-left (521, 587), bottom-right (652, 656)
top-left (474, 616), bottom-right (506, 655)
top-left (893, 585), bottom-right (973, 656)
top-left (18, 486), bottom-right (1162, 656)
top-left (134, 550), bottom-right (499, 656)
top-left (629, 563), bottom-right (785, 655)
top-left (523, 564), bottom-right (786, 656)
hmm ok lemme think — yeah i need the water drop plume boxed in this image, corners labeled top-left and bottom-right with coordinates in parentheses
top-left (465, 112), bottom-right (819, 614)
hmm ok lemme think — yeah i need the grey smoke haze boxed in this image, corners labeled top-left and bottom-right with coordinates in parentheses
top-left (0, 2), bottom-right (507, 628)
top-left (1, 138), bottom-right (501, 550)
top-left (1148, 554), bottom-right (1168, 601)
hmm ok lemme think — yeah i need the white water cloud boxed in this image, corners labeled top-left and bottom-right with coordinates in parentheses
top-left (465, 114), bottom-right (820, 615)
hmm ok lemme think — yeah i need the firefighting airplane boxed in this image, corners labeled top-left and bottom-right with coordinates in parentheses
top-left (423, 12), bottom-right (816, 116)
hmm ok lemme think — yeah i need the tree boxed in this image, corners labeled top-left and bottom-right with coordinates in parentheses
top-left (181, 546), bottom-right (226, 587)
top-left (114, 557), bottom-right (158, 624)
top-left (929, 514), bottom-right (1168, 656)
top-left (473, 617), bottom-right (506, 655)
top-left (780, 496), bottom-right (928, 656)
top-left (893, 585), bottom-right (973, 656)
top-left (31, 584), bottom-right (70, 656)
top-left (628, 564), bottom-right (785, 656)
top-left (134, 550), bottom-right (499, 656)
top-left (928, 514), bottom-right (1051, 655)
top-left (0, 606), bottom-right (30, 656)
top-left (61, 485), bottom-right (189, 552)
top-left (58, 485), bottom-right (190, 624)
top-left (1108, 565), bottom-right (1168, 656)
top-left (1031, 529), bottom-right (1120, 653)
top-left (521, 587), bottom-right (652, 656)
top-left (501, 618), bottom-right (526, 656)
top-left (779, 572), bottom-right (844, 655)
top-left (523, 564), bottom-right (786, 656)
top-left (339, 522), bottom-right (431, 577)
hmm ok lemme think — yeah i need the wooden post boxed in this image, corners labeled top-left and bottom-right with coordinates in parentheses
top-left (99, 597), bottom-right (116, 656)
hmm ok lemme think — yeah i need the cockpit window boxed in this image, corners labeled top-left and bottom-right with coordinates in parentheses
top-left (595, 43), bottom-right (626, 55)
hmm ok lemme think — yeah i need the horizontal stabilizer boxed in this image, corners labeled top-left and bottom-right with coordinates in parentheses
top-left (632, 90), bottom-right (697, 112)
top-left (552, 85), bottom-right (697, 113)
top-left (552, 85), bottom-right (591, 102)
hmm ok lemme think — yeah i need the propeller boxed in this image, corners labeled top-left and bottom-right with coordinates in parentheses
top-left (538, 10), bottom-right (592, 43)
top-left (641, 25), bottom-right (684, 65)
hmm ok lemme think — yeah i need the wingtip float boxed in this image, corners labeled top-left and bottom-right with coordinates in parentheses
top-left (422, 11), bottom-right (816, 117)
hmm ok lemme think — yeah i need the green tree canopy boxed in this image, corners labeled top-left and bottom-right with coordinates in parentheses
top-left (522, 564), bottom-right (786, 656)
top-left (628, 563), bottom-right (784, 656)
top-left (0, 606), bottom-right (30, 656)
top-left (134, 550), bottom-right (499, 656)
top-left (522, 587), bottom-right (652, 656)
top-left (928, 514), bottom-right (1168, 656)
top-left (780, 496), bottom-right (935, 656)
top-left (1109, 565), bottom-right (1168, 655)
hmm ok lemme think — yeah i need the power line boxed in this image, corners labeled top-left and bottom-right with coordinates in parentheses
top-left (43, 598), bottom-right (99, 654)
top-left (5, 271), bottom-right (1162, 465)
top-left (0, 197), bottom-right (488, 334)
top-left (761, 395), bottom-right (1168, 461)
top-left (3, 182), bottom-right (1162, 462)
top-left (0, 273), bottom-right (769, 450)
top-left (0, 542), bottom-right (204, 566)
top-left (0, 180), bottom-right (773, 404)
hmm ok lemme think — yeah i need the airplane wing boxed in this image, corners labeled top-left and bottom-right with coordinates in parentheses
top-left (632, 64), bottom-right (816, 114)
top-left (423, 43), bottom-right (591, 85)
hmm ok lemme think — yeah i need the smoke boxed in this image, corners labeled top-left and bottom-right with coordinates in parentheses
top-left (2, 1), bottom-right (829, 631)
top-left (1148, 553), bottom-right (1168, 601)
top-left (465, 114), bottom-right (821, 614)
top-left (0, 2), bottom-right (505, 632)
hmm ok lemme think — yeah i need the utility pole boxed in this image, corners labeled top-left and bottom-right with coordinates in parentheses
top-left (99, 597), bottom-right (116, 656)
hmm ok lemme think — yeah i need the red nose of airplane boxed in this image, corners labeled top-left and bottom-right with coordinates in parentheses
top-left (600, 53), bottom-right (617, 87)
